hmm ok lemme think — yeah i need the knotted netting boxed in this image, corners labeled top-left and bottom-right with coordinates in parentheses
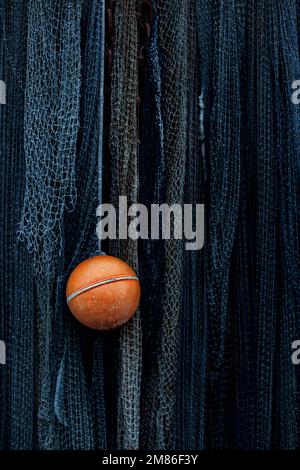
top-left (109, 0), bottom-right (141, 449)
top-left (0, 0), bottom-right (35, 449)
top-left (137, 0), bottom-right (200, 449)
top-left (18, 1), bottom-right (81, 278)
top-left (0, 0), bottom-right (299, 451)
top-left (202, 0), bottom-right (300, 449)
top-left (1, 0), bottom-right (107, 449)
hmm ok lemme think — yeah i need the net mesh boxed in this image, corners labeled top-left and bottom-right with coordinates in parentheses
top-left (19, 1), bottom-right (82, 276)
top-left (0, 0), bottom-right (36, 449)
top-left (109, 0), bottom-right (141, 449)
top-left (0, 0), bottom-right (299, 451)
top-left (137, 0), bottom-right (203, 449)
top-left (0, 0), bottom-right (107, 450)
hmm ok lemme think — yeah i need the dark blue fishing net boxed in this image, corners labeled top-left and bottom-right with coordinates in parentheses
top-left (0, 0), bottom-right (107, 450)
top-left (0, 0), bottom-right (299, 451)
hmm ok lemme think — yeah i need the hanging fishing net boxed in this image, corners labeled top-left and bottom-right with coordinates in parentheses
top-left (0, 0), bottom-right (107, 450)
top-left (0, 0), bottom-right (299, 451)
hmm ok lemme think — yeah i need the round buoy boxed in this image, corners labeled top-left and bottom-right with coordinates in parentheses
top-left (66, 256), bottom-right (140, 330)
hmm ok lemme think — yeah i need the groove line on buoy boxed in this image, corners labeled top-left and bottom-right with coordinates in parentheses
top-left (67, 276), bottom-right (139, 304)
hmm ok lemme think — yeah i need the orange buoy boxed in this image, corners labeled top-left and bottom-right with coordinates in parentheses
top-left (66, 255), bottom-right (140, 330)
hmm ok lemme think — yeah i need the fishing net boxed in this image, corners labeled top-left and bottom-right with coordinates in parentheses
top-left (249, 0), bottom-right (300, 449)
top-left (19, 1), bottom-right (81, 276)
top-left (0, 0), bottom-right (299, 451)
top-left (0, 0), bottom-right (36, 449)
top-left (0, 0), bottom-right (107, 450)
top-left (203, 0), bottom-right (300, 449)
top-left (137, 0), bottom-right (204, 449)
top-left (109, 0), bottom-right (141, 449)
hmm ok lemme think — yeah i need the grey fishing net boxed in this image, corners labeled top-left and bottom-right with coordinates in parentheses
top-left (0, 0), bottom-right (299, 452)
